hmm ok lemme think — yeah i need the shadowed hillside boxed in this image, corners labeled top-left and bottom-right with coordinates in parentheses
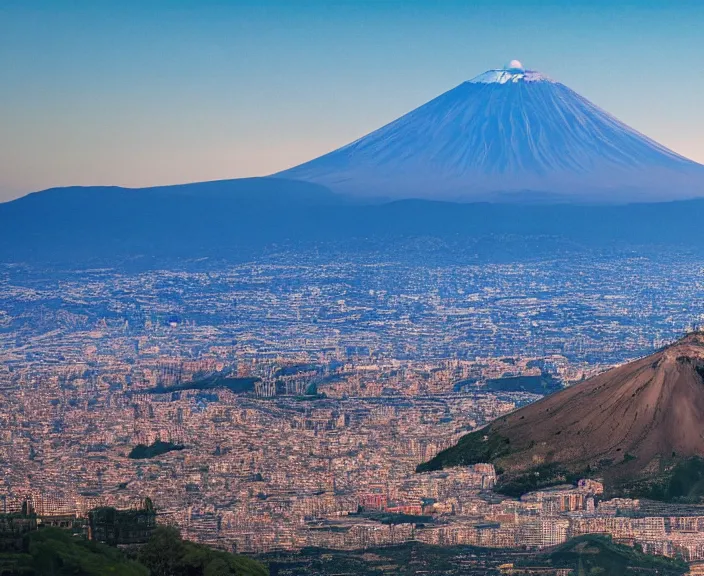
top-left (6, 178), bottom-right (704, 266)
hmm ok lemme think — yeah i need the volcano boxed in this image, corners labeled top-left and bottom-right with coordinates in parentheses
top-left (419, 332), bottom-right (704, 498)
top-left (277, 61), bottom-right (704, 203)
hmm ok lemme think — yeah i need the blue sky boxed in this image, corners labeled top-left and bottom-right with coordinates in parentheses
top-left (1, 0), bottom-right (703, 200)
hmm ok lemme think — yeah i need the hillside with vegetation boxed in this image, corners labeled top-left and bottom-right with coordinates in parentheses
top-left (518, 534), bottom-right (688, 575)
top-left (0, 525), bottom-right (267, 576)
top-left (419, 333), bottom-right (704, 500)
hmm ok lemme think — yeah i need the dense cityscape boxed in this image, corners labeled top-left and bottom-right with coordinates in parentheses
top-left (2, 252), bottom-right (704, 573)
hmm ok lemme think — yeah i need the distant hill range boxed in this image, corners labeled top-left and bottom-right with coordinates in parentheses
top-left (419, 332), bottom-right (704, 501)
top-left (5, 176), bottom-right (704, 266)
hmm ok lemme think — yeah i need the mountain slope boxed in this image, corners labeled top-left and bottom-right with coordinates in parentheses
top-left (277, 63), bottom-right (704, 203)
top-left (419, 332), bottom-right (704, 497)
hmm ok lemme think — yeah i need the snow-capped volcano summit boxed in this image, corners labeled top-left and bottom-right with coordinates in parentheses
top-left (469, 60), bottom-right (551, 84)
top-left (276, 63), bottom-right (704, 203)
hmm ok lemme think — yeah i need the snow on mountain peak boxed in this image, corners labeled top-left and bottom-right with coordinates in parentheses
top-left (469, 62), bottom-right (551, 84)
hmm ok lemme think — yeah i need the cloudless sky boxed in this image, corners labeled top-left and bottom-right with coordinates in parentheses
top-left (1, 0), bottom-right (703, 201)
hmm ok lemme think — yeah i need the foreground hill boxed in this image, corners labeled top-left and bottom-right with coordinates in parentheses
top-left (419, 332), bottom-right (704, 499)
top-left (0, 526), bottom-right (267, 576)
top-left (0, 527), bottom-right (147, 575)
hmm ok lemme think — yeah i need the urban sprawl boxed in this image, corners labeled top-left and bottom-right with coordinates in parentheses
top-left (3, 254), bottom-right (704, 566)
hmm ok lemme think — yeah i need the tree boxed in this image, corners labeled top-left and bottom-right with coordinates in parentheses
top-left (137, 526), bottom-right (185, 576)
top-left (136, 525), bottom-right (267, 576)
top-left (204, 557), bottom-right (231, 576)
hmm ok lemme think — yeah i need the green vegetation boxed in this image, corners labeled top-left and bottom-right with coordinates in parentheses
top-left (137, 526), bottom-right (267, 576)
top-left (0, 525), bottom-right (267, 576)
top-left (519, 534), bottom-right (688, 575)
top-left (485, 373), bottom-right (561, 394)
top-left (128, 440), bottom-right (185, 459)
top-left (0, 527), bottom-right (148, 575)
top-left (358, 511), bottom-right (434, 525)
top-left (0, 514), bottom-right (37, 553)
top-left (421, 436), bottom-right (704, 501)
top-left (494, 463), bottom-right (590, 498)
top-left (416, 428), bottom-right (511, 473)
top-left (262, 541), bottom-right (522, 575)
top-left (417, 427), bottom-right (598, 497)
top-left (620, 456), bottom-right (704, 503)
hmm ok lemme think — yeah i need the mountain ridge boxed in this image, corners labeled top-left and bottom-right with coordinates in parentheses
top-left (8, 183), bottom-right (704, 265)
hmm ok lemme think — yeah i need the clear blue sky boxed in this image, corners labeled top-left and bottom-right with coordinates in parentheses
top-left (1, 0), bottom-right (703, 200)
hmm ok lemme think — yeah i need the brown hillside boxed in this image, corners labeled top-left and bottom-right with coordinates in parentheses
top-left (420, 333), bottom-right (704, 492)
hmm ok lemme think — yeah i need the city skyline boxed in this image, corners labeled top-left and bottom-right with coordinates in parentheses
top-left (2, 0), bottom-right (704, 201)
